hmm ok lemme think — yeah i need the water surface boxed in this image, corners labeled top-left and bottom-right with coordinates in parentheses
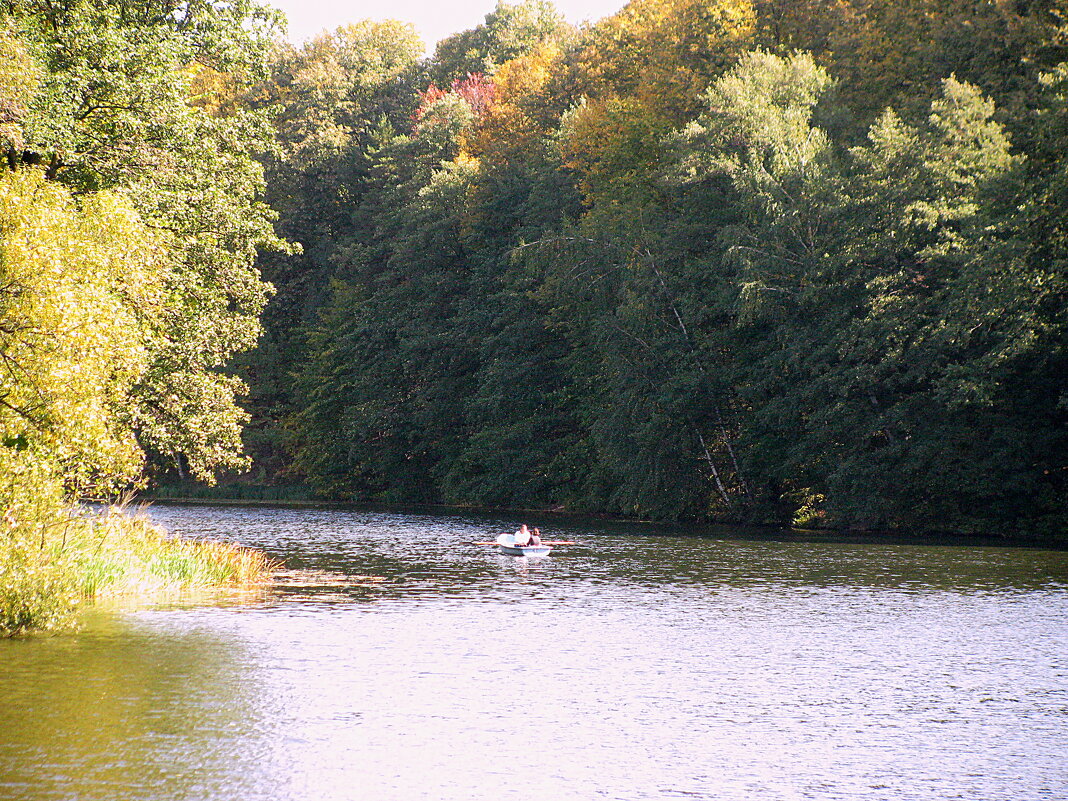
top-left (2, 504), bottom-right (1067, 800)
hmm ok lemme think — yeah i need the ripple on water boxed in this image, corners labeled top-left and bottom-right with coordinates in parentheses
top-left (1, 503), bottom-right (1066, 801)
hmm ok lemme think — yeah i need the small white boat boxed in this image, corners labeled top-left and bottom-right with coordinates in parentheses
top-left (495, 532), bottom-right (552, 557)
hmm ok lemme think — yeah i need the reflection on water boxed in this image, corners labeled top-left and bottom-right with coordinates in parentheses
top-left (1, 504), bottom-right (1067, 800)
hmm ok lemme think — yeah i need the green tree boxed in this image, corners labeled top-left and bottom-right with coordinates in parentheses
top-left (675, 51), bottom-right (1061, 531)
top-left (3, 0), bottom-right (290, 480)
top-left (238, 21), bottom-right (424, 478)
top-left (289, 81), bottom-right (480, 500)
top-left (753, 0), bottom-right (1068, 134)
top-left (258, 2), bottom-right (1068, 533)
top-left (427, 0), bottom-right (565, 86)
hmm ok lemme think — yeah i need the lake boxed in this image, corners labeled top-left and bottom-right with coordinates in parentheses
top-left (1, 504), bottom-right (1067, 800)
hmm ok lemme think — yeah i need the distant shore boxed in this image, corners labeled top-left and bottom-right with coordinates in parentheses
top-left (142, 494), bottom-right (1068, 550)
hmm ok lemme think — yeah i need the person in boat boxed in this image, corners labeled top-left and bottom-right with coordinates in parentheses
top-left (530, 528), bottom-right (542, 546)
top-left (514, 524), bottom-right (532, 546)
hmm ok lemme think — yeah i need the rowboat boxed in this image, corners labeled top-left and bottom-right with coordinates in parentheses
top-left (495, 532), bottom-right (552, 557)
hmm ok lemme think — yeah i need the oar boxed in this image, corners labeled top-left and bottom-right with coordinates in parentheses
top-left (471, 539), bottom-right (578, 546)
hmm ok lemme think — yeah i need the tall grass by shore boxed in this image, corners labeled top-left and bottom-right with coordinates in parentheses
top-left (0, 505), bottom-right (276, 637)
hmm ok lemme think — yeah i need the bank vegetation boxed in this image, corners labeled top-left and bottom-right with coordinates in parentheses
top-left (0, 0), bottom-right (284, 634)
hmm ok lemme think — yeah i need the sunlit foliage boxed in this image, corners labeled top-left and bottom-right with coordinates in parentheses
top-left (0, 0), bottom-right (286, 633)
top-left (427, 0), bottom-right (566, 86)
top-left (572, 0), bottom-right (756, 119)
top-left (0, 171), bottom-right (164, 493)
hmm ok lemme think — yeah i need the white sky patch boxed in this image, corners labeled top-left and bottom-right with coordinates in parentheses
top-left (266, 0), bottom-right (627, 51)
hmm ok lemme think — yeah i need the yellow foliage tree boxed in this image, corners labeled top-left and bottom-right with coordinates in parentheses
top-left (0, 169), bottom-right (168, 498)
top-left (558, 96), bottom-right (672, 206)
top-left (573, 0), bottom-right (757, 121)
top-left (471, 38), bottom-right (566, 159)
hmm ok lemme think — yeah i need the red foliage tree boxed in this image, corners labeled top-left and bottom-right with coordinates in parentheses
top-left (413, 72), bottom-right (497, 124)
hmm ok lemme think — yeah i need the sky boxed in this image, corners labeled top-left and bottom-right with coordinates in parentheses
top-left (267, 0), bottom-right (628, 51)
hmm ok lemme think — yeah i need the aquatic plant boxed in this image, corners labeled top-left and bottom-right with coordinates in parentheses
top-left (0, 502), bottom-right (277, 637)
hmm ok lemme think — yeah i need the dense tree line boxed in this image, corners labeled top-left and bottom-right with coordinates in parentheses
top-left (2, 0), bottom-right (1065, 537)
top-left (250, 0), bottom-right (1067, 535)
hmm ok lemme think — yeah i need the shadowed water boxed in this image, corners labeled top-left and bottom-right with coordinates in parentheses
top-left (1, 504), bottom-right (1066, 800)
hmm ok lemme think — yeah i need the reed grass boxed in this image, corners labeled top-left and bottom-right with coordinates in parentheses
top-left (1, 504), bottom-right (277, 637)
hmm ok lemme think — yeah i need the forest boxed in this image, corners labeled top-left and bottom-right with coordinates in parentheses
top-left (249, 0), bottom-right (1068, 536)
top-left (2, 0), bottom-right (1067, 565)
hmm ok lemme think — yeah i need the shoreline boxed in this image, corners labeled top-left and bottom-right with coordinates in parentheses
top-left (141, 495), bottom-right (1068, 551)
